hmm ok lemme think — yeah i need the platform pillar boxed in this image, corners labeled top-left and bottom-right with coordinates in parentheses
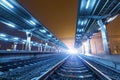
top-left (40, 46), bottom-right (42, 52)
top-left (97, 20), bottom-right (110, 54)
top-left (87, 39), bottom-right (91, 53)
top-left (44, 43), bottom-right (48, 52)
top-left (38, 46), bottom-right (40, 52)
top-left (13, 42), bottom-right (17, 51)
top-left (25, 32), bottom-right (32, 51)
top-left (22, 43), bottom-right (25, 50)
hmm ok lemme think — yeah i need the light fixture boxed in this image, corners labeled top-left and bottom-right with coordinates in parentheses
top-left (3, 22), bottom-right (15, 28)
top-left (23, 40), bottom-right (26, 42)
top-left (76, 34), bottom-right (81, 37)
top-left (0, 34), bottom-right (6, 37)
top-left (98, 27), bottom-right (101, 31)
top-left (76, 37), bottom-right (80, 39)
top-left (78, 19), bottom-right (81, 25)
top-left (107, 15), bottom-right (118, 23)
top-left (30, 42), bottom-right (33, 44)
top-left (4, 38), bottom-right (8, 41)
top-left (30, 20), bottom-right (36, 25)
top-left (45, 43), bottom-right (48, 46)
top-left (81, 21), bottom-right (84, 25)
top-left (40, 29), bottom-right (46, 33)
top-left (35, 43), bottom-right (38, 45)
top-left (86, 0), bottom-right (90, 9)
top-left (77, 28), bottom-right (84, 32)
top-left (0, 0), bottom-right (14, 9)
top-left (47, 34), bottom-right (52, 37)
top-left (25, 19), bottom-right (36, 26)
top-left (13, 37), bottom-right (19, 40)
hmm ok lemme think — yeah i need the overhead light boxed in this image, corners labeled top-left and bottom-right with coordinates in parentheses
top-left (26, 31), bottom-right (31, 35)
top-left (23, 40), bottom-right (26, 42)
top-left (3, 22), bottom-right (15, 28)
top-left (98, 27), bottom-right (101, 31)
top-left (81, 21), bottom-right (84, 25)
top-left (13, 37), bottom-right (19, 40)
top-left (76, 37), bottom-right (80, 39)
top-left (40, 29), bottom-right (46, 33)
top-left (0, 34), bottom-right (6, 37)
top-left (93, 33), bottom-right (96, 36)
top-left (33, 43), bottom-right (36, 46)
top-left (40, 44), bottom-right (42, 46)
top-left (89, 36), bottom-right (92, 39)
top-left (7, 23), bottom-right (15, 28)
top-left (86, 0), bottom-right (90, 9)
top-left (22, 40), bottom-right (26, 44)
top-left (30, 42), bottom-right (33, 44)
top-left (25, 19), bottom-right (36, 26)
top-left (1, 0), bottom-right (14, 9)
top-left (76, 34), bottom-right (81, 37)
top-left (35, 43), bottom-right (38, 45)
top-left (52, 38), bottom-right (56, 40)
top-left (30, 20), bottom-right (36, 25)
top-left (78, 19), bottom-right (81, 25)
top-left (47, 34), bottom-right (52, 37)
top-left (45, 43), bottom-right (48, 46)
top-left (107, 15), bottom-right (118, 23)
top-left (77, 28), bottom-right (84, 32)
top-left (4, 38), bottom-right (8, 41)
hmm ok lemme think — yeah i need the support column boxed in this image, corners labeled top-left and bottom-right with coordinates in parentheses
top-left (25, 32), bottom-right (32, 51)
top-left (40, 46), bottom-right (42, 52)
top-left (13, 42), bottom-right (17, 51)
top-left (97, 20), bottom-right (110, 54)
top-left (44, 43), bottom-right (48, 52)
top-left (49, 47), bottom-right (51, 52)
top-left (38, 46), bottom-right (40, 52)
top-left (22, 43), bottom-right (24, 50)
top-left (52, 46), bottom-right (55, 52)
top-left (87, 39), bottom-right (91, 53)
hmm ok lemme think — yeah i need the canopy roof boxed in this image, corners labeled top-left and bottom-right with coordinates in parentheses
top-left (74, 0), bottom-right (120, 48)
top-left (0, 0), bottom-right (68, 49)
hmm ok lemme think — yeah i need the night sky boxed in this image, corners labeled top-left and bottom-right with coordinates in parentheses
top-left (18, 0), bottom-right (78, 49)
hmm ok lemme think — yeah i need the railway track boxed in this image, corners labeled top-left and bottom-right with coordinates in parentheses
top-left (40, 55), bottom-right (112, 80)
top-left (0, 55), bottom-right (56, 72)
top-left (0, 54), bottom-right (68, 80)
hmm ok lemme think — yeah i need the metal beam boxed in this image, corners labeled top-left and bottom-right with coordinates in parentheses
top-left (78, 14), bottom-right (110, 19)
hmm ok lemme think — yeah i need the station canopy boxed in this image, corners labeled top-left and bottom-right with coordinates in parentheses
top-left (74, 0), bottom-right (120, 48)
top-left (0, 0), bottom-right (68, 49)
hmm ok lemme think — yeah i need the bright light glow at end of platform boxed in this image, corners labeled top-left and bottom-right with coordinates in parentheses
top-left (67, 48), bottom-right (78, 55)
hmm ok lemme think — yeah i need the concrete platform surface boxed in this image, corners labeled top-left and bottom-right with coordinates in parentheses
top-left (83, 53), bottom-right (120, 71)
